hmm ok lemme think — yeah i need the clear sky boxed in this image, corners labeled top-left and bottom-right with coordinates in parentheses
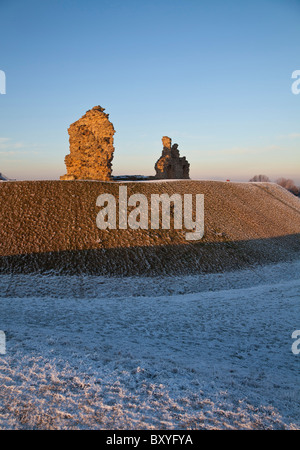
top-left (0, 0), bottom-right (299, 183)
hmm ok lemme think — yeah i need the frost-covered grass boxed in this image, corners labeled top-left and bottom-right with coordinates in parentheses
top-left (0, 260), bottom-right (299, 429)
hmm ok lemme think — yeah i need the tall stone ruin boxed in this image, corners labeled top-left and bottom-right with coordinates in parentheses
top-left (155, 136), bottom-right (190, 179)
top-left (60, 106), bottom-right (115, 181)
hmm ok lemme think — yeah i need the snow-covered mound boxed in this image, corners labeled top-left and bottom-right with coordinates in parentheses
top-left (0, 260), bottom-right (299, 429)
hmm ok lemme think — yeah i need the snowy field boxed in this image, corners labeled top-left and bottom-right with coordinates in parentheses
top-left (0, 259), bottom-right (299, 429)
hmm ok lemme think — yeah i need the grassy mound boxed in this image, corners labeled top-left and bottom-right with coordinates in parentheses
top-left (0, 180), bottom-right (299, 275)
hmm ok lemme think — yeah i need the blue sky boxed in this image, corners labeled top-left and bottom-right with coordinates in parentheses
top-left (0, 0), bottom-right (299, 182)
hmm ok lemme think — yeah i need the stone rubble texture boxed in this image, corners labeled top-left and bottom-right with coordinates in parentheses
top-left (60, 106), bottom-right (115, 181)
top-left (155, 136), bottom-right (190, 179)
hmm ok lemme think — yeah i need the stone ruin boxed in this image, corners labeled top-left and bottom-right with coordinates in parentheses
top-left (60, 106), bottom-right (115, 181)
top-left (154, 136), bottom-right (190, 179)
top-left (61, 107), bottom-right (191, 181)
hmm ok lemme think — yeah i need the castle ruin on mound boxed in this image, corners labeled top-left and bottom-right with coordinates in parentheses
top-left (155, 136), bottom-right (190, 179)
top-left (60, 106), bottom-right (115, 181)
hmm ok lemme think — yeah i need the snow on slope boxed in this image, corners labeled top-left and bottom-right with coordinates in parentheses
top-left (0, 260), bottom-right (299, 429)
top-left (0, 258), bottom-right (300, 299)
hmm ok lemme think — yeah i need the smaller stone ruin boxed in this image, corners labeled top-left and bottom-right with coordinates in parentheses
top-left (155, 136), bottom-right (190, 179)
top-left (61, 106), bottom-right (115, 181)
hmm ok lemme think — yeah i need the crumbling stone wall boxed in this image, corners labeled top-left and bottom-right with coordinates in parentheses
top-left (155, 136), bottom-right (190, 179)
top-left (61, 106), bottom-right (115, 181)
